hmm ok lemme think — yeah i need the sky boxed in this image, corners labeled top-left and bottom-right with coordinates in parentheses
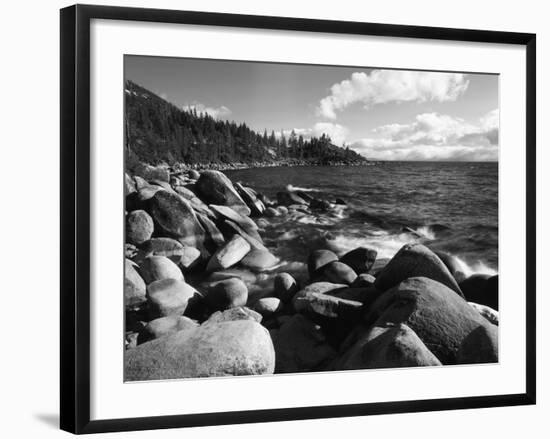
top-left (125, 56), bottom-right (499, 161)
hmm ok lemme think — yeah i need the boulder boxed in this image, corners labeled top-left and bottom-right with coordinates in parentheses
top-left (219, 220), bottom-right (268, 252)
top-left (196, 212), bottom-right (226, 250)
top-left (149, 179), bottom-right (175, 193)
top-left (252, 297), bottom-right (282, 317)
top-left (351, 273), bottom-right (376, 288)
top-left (206, 306), bottom-right (262, 324)
top-left (264, 207), bottom-right (279, 218)
top-left (307, 249), bottom-right (338, 276)
top-left (321, 261), bottom-right (357, 285)
top-left (139, 315), bottom-right (198, 343)
top-left (125, 259), bottom-right (146, 309)
top-left (270, 314), bottom-right (336, 373)
top-left (235, 182), bottom-right (264, 216)
top-left (195, 170), bottom-right (251, 216)
top-left (125, 319), bottom-right (275, 380)
top-left (125, 173), bottom-right (136, 195)
top-left (459, 274), bottom-right (498, 310)
top-left (309, 198), bottom-right (331, 211)
top-left (179, 246), bottom-right (202, 270)
top-left (340, 247), bottom-right (378, 274)
top-left (277, 191), bottom-right (307, 206)
top-left (126, 210), bottom-right (154, 245)
top-left (210, 204), bottom-right (258, 232)
top-left (292, 282), bottom-right (362, 321)
top-left (374, 244), bottom-right (463, 297)
top-left (333, 323), bottom-right (442, 370)
top-left (435, 251), bottom-right (462, 278)
top-left (126, 186), bottom-right (163, 211)
top-left (139, 255), bottom-right (184, 284)
top-left (137, 164), bottom-right (170, 182)
top-left (469, 302), bottom-right (499, 326)
top-left (206, 235), bottom-right (251, 272)
top-left (145, 191), bottom-right (206, 249)
top-left (274, 273), bottom-right (299, 303)
top-left (146, 278), bottom-right (202, 318)
top-left (207, 269), bottom-right (258, 285)
top-left (133, 175), bottom-right (149, 190)
top-left (206, 278), bottom-right (248, 311)
top-left (140, 238), bottom-right (184, 263)
top-left (239, 249), bottom-right (279, 272)
top-left (457, 325), bottom-right (499, 364)
top-left (188, 169), bottom-right (201, 180)
top-left (174, 185), bottom-right (215, 219)
top-left (365, 277), bottom-right (494, 364)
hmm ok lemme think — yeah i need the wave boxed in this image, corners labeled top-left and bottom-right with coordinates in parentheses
top-left (286, 184), bottom-right (320, 193)
top-left (453, 256), bottom-right (498, 277)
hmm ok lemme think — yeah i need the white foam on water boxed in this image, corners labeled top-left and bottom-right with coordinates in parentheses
top-left (454, 256), bottom-right (498, 277)
top-left (286, 184), bottom-right (319, 193)
top-left (326, 232), bottom-right (416, 259)
top-left (415, 225), bottom-right (436, 240)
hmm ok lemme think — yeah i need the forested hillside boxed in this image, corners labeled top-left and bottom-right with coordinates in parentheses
top-left (125, 80), bottom-right (367, 169)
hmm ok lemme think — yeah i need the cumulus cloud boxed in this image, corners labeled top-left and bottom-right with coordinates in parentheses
top-left (318, 70), bottom-right (469, 119)
top-left (278, 122), bottom-right (349, 146)
top-left (182, 101), bottom-right (232, 120)
top-left (351, 109), bottom-right (499, 161)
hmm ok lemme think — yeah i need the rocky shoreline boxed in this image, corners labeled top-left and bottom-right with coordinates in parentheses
top-left (124, 165), bottom-right (499, 381)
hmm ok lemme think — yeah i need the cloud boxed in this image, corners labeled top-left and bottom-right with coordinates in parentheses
top-left (278, 122), bottom-right (349, 146)
top-left (351, 109), bottom-right (499, 161)
top-left (318, 70), bottom-right (469, 119)
top-left (182, 101), bottom-right (232, 120)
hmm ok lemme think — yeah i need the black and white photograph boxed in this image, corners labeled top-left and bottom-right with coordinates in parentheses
top-left (123, 56), bottom-right (499, 381)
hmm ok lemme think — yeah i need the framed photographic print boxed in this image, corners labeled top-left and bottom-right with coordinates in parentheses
top-left (60, 4), bottom-right (536, 434)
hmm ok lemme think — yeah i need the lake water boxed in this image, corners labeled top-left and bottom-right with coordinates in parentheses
top-left (226, 162), bottom-right (498, 277)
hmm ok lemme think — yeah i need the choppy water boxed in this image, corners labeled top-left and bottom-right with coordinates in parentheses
top-left (225, 162), bottom-right (498, 277)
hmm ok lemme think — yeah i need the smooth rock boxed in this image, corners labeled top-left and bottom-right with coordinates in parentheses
top-left (274, 273), bottom-right (299, 303)
top-left (196, 212), bottom-right (226, 250)
top-left (271, 314), bottom-right (336, 373)
top-left (340, 247), bottom-right (378, 274)
top-left (469, 302), bottom-right (499, 325)
top-left (210, 204), bottom-right (258, 232)
top-left (307, 249), bottom-right (338, 276)
top-left (206, 235), bottom-right (251, 272)
top-left (140, 238), bottom-right (184, 263)
top-left (457, 325), bottom-right (499, 364)
top-left (264, 207), bottom-right (279, 218)
top-left (459, 274), bottom-right (498, 310)
top-left (188, 169), bottom-right (201, 179)
top-left (292, 282), bottom-right (362, 321)
top-left (146, 278), bottom-right (201, 318)
top-left (125, 320), bottom-right (275, 380)
top-left (125, 259), bottom-right (146, 308)
top-left (374, 243), bottom-right (463, 297)
top-left (252, 297), bottom-right (282, 317)
top-left (277, 191), bottom-right (307, 206)
top-left (195, 170), bottom-right (251, 216)
top-left (146, 191), bottom-right (206, 248)
top-left (365, 277), bottom-right (494, 364)
top-left (321, 261), bottom-right (357, 285)
top-left (220, 220), bottom-right (268, 252)
top-left (206, 277), bottom-right (248, 310)
top-left (333, 322), bottom-right (442, 370)
top-left (126, 210), bottom-right (154, 245)
top-left (351, 273), bottom-right (376, 288)
top-left (179, 246), bottom-right (202, 270)
top-left (239, 249), bottom-right (279, 272)
top-left (139, 315), bottom-right (198, 343)
top-left (125, 173), bottom-right (136, 195)
top-left (206, 306), bottom-right (262, 324)
top-left (139, 255), bottom-right (184, 284)
top-left (235, 182), bottom-right (264, 216)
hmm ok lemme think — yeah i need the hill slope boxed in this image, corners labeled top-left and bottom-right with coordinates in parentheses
top-left (125, 80), bottom-right (367, 169)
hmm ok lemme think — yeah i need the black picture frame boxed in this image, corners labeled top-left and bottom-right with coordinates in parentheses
top-left (60, 4), bottom-right (536, 434)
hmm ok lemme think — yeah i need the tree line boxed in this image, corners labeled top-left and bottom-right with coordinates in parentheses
top-left (125, 80), bottom-right (367, 170)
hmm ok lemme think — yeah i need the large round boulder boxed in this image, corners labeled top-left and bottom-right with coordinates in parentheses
top-left (145, 190), bottom-right (206, 248)
top-left (195, 170), bottom-right (251, 216)
top-left (139, 315), bottom-right (198, 343)
top-left (146, 278), bottom-right (202, 318)
top-left (206, 234), bottom-right (251, 272)
top-left (333, 322), bottom-right (441, 370)
top-left (252, 297), bottom-right (282, 317)
top-left (205, 278), bottom-right (248, 311)
top-left (125, 319), bottom-right (275, 380)
top-left (239, 249), bottom-right (279, 272)
top-left (307, 249), bottom-right (338, 276)
top-left (365, 276), bottom-right (495, 364)
top-left (459, 274), bottom-right (498, 310)
top-left (457, 325), bottom-right (498, 364)
top-left (374, 243), bottom-right (463, 297)
top-left (126, 210), bottom-right (154, 245)
top-left (139, 255), bottom-right (184, 284)
top-left (140, 237), bottom-right (184, 263)
top-left (340, 247), bottom-right (377, 274)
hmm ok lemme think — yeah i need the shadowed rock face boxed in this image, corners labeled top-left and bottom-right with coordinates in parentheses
top-left (333, 322), bottom-right (442, 370)
top-left (457, 325), bottom-right (498, 364)
top-left (125, 259), bottom-right (146, 309)
top-left (125, 319), bottom-right (275, 381)
top-left (365, 277), bottom-right (496, 364)
top-left (195, 170), bottom-right (251, 216)
top-left (374, 243), bottom-right (464, 297)
top-left (145, 190), bottom-right (206, 249)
